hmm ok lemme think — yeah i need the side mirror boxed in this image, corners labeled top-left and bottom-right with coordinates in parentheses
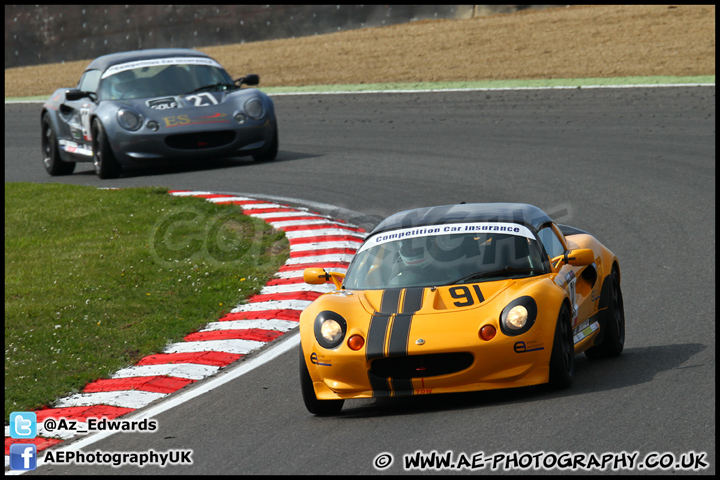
top-left (566, 249), bottom-right (594, 266)
top-left (304, 267), bottom-right (329, 285)
top-left (551, 248), bottom-right (594, 271)
top-left (236, 74), bottom-right (259, 87)
top-left (303, 267), bottom-right (345, 290)
top-left (65, 89), bottom-right (89, 101)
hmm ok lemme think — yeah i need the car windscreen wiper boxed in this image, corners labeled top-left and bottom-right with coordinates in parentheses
top-left (184, 83), bottom-right (237, 95)
top-left (445, 267), bottom-right (540, 286)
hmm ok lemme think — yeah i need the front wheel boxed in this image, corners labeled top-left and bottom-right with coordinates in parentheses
top-left (92, 118), bottom-right (122, 179)
top-left (549, 304), bottom-right (575, 389)
top-left (42, 113), bottom-right (75, 176)
top-left (299, 345), bottom-right (344, 416)
top-left (585, 269), bottom-right (625, 359)
top-left (252, 122), bottom-right (278, 161)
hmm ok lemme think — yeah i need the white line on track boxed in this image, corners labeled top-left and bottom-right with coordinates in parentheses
top-left (265, 82), bottom-right (716, 96)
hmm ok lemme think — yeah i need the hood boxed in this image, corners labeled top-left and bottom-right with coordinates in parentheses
top-left (111, 88), bottom-right (263, 113)
top-left (104, 89), bottom-right (265, 129)
top-left (118, 91), bottom-right (229, 111)
top-left (356, 280), bottom-right (516, 316)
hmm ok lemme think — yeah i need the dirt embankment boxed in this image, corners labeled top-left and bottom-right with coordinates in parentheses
top-left (4, 4), bottom-right (715, 98)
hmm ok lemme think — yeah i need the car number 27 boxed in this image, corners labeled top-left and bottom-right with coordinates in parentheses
top-left (185, 92), bottom-right (218, 107)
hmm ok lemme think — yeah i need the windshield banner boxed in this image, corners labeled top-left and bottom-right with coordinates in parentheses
top-left (359, 222), bottom-right (535, 253)
top-left (102, 57), bottom-right (222, 79)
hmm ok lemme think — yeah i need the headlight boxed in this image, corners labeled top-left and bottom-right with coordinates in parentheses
top-left (244, 98), bottom-right (265, 120)
top-left (321, 320), bottom-right (343, 343)
top-left (313, 311), bottom-right (347, 349)
top-left (117, 108), bottom-right (143, 131)
top-left (506, 305), bottom-right (528, 330)
top-left (500, 297), bottom-right (537, 336)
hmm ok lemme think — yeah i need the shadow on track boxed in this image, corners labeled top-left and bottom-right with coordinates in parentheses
top-left (328, 343), bottom-right (706, 419)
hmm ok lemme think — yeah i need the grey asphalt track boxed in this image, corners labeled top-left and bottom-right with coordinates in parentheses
top-left (5, 84), bottom-right (715, 474)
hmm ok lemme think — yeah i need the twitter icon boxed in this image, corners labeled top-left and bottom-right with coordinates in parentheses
top-left (10, 412), bottom-right (37, 439)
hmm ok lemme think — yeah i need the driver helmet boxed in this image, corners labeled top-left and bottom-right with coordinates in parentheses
top-left (108, 70), bottom-right (136, 99)
top-left (398, 237), bottom-right (432, 268)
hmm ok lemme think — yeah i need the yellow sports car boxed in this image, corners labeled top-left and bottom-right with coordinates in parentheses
top-left (299, 203), bottom-right (625, 415)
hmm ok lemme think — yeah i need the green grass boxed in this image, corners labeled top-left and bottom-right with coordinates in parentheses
top-left (4, 183), bottom-right (289, 421)
top-left (260, 75), bottom-right (716, 94)
top-left (4, 75), bottom-right (715, 102)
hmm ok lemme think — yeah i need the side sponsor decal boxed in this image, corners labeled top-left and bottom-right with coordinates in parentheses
top-left (147, 97), bottom-right (178, 110)
top-left (573, 316), bottom-right (600, 344)
top-left (80, 105), bottom-right (92, 141)
top-left (58, 139), bottom-right (93, 157)
top-left (514, 340), bottom-right (545, 353)
top-left (310, 352), bottom-right (332, 366)
top-left (163, 113), bottom-right (229, 128)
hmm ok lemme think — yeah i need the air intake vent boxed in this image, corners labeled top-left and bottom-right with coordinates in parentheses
top-left (371, 352), bottom-right (474, 379)
top-left (165, 130), bottom-right (235, 150)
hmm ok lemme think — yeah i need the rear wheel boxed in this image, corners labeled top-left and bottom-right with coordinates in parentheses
top-left (92, 118), bottom-right (122, 179)
top-left (42, 113), bottom-right (75, 176)
top-left (549, 304), bottom-right (575, 389)
top-left (299, 345), bottom-right (344, 415)
top-left (585, 269), bottom-right (625, 359)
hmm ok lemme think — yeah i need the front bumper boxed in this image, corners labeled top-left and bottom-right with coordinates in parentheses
top-left (302, 315), bottom-right (556, 400)
top-left (107, 117), bottom-right (274, 166)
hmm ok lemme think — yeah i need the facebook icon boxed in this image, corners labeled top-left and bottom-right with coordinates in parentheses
top-left (10, 444), bottom-right (37, 471)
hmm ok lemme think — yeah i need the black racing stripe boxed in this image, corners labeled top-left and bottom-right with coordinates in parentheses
top-left (366, 314), bottom-right (391, 362)
top-left (401, 287), bottom-right (424, 313)
top-left (387, 313), bottom-right (413, 357)
top-left (368, 288), bottom-right (425, 397)
top-left (380, 288), bottom-right (402, 314)
top-left (366, 288), bottom-right (403, 361)
top-left (391, 378), bottom-right (414, 397)
top-left (368, 371), bottom-right (391, 397)
top-left (387, 287), bottom-right (424, 357)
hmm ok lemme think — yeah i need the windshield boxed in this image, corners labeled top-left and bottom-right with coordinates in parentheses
top-left (98, 57), bottom-right (234, 101)
top-left (343, 222), bottom-right (548, 289)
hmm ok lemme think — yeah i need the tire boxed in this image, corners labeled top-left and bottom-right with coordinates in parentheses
top-left (549, 304), bottom-right (575, 389)
top-left (92, 118), bottom-right (122, 179)
top-left (585, 269), bottom-right (625, 359)
top-left (41, 113), bottom-right (75, 176)
top-left (299, 345), bottom-right (344, 415)
top-left (252, 122), bottom-right (278, 161)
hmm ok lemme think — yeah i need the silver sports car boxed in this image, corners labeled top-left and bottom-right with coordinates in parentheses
top-left (41, 48), bottom-right (278, 178)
